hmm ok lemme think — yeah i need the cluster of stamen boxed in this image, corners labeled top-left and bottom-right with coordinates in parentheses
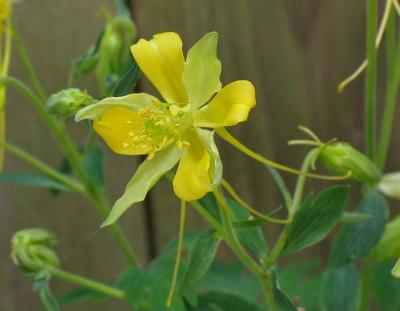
top-left (122, 104), bottom-right (191, 159)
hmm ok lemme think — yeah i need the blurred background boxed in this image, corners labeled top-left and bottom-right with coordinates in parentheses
top-left (1, 0), bottom-right (398, 310)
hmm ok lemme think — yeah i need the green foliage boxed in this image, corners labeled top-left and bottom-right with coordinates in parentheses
top-left (111, 58), bottom-right (141, 97)
top-left (0, 172), bottom-right (70, 190)
top-left (33, 271), bottom-right (60, 311)
top-left (321, 264), bottom-right (359, 311)
top-left (329, 191), bottom-right (388, 267)
top-left (283, 186), bottom-right (350, 254)
top-left (82, 146), bottom-right (105, 188)
top-left (279, 260), bottom-right (323, 310)
top-left (372, 261), bottom-right (400, 311)
top-left (180, 230), bottom-right (222, 292)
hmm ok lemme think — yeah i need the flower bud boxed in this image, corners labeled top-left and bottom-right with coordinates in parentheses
top-left (378, 172), bottom-right (400, 200)
top-left (47, 88), bottom-right (94, 117)
top-left (96, 14), bottom-right (137, 96)
top-left (11, 228), bottom-right (59, 277)
top-left (319, 142), bottom-right (381, 183)
top-left (371, 216), bottom-right (400, 262)
top-left (393, 259), bottom-right (400, 278)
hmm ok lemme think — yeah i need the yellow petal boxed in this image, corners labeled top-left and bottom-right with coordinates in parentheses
top-left (75, 93), bottom-right (160, 121)
top-left (193, 80), bottom-right (256, 128)
top-left (173, 130), bottom-right (213, 201)
top-left (131, 32), bottom-right (188, 104)
top-left (93, 106), bottom-right (150, 155)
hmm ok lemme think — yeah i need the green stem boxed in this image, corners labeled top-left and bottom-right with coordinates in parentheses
top-left (365, 0), bottom-right (378, 160)
top-left (214, 189), bottom-right (264, 276)
top-left (12, 20), bottom-right (48, 102)
top-left (0, 140), bottom-right (85, 193)
top-left (265, 149), bottom-right (318, 267)
top-left (0, 76), bottom-right (138, 266)
top-left (377, 13), bottom-right (400, 169)
top-left (89, 187), bottom-right (138, 266)
top-left (47, 266), bottom-right (125, 300)
top-left (260, 276), bottom-right (277, 311)
top-left (358, 258), bottom-right (373, 311)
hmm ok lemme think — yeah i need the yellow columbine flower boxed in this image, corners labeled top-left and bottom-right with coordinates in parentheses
top-left (76, 32), bottom-right (256, 226)
top-left (0, 0), bottom-right (10, 24)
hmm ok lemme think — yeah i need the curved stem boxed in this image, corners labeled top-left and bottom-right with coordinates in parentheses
top-left (47, 266), bottom-right (125, 300)
top-left (12, 20), bottom-right (48, 102)
top-left (338, 0), bottom-right (392, 93)
top-left (0, 140), bottom-right (85, 193)
top-left (221, 179), bottom-right (291, 224)
top-left (167, 200), bottom-right (186, 306)
top-left (0, 76), bottom-right (138, 265)
top-left (216, 127), bottom-right (350, 181)
top-left (214, 189), bottom-right (263, 276)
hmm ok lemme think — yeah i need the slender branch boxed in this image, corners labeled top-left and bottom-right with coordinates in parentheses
top-left (377, 13), bottom-right (400, 169)
top-left (47, 266), bottom-right (125, 300)
top-left (11, 20), bottom-right (47, 101)
top-left (0, 76), bottom-right (138, 266)
top-left (0, 140), bottom-right (85, 193)
top-left (365, 0), bottom-right (378, 159)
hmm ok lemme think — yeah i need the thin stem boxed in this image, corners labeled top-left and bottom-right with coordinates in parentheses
top-left (216, 127), bottom-right (351, 181)
top-left (89, 187), bottom-right (139, 266)
top-left (221, 179), bottom-right (291, 224)
top-left (365, 0), bottom-right (378, 159)
top-left (0, 76), bottom-right (138, 266)
top-left (377, 16), bottom-right (400, 169)
top-left (167, 200), bottom-right (186, 307)
top-left (338, 0), bottom-right (392, 92)
top-left (12, 20), bottom-right (47, 101)
top-left (0, 140), bottom-right (85, 193)
top-left (260, 276), bottom-right (277, 311)
top-left (47, 266), bottom-right (125, 300)
top-left (214, 189), bottom-right (264, 276)
top-left (358, 258), bottom-right (373, 311)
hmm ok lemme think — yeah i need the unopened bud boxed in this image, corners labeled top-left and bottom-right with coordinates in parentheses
top-left (11, 228), bottom-right (59, 277)
top-left (378, 172), bottom-right (400, 200)
top-left (319, 142), bottom-right (381, 183)
top-left (96, 14), bottom-right (137, 96)
top-left (47, 88), bottom-right (94, 117)
top-left (392, 259), bottom-right (400, 278)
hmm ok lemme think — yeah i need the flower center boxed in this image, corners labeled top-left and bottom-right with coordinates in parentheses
top-left (125, 104), bottom-right (192, 158)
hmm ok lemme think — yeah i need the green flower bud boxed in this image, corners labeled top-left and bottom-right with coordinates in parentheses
top-left (378, 172), bottom-right (400, 200)
top-left (393, 259), bottom-right (400, 278)
top-left (319, 142), bottom-right (381, 183)
top-left (96, 13), bottom-right (137, 96)
top-left (371, 216), bottom-right (400, 262)
top-left (47, 88), bottom-right (94, 117)
top-left (11, 228), bottom-right (59, 277)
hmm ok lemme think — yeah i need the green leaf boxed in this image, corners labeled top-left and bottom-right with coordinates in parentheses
top-left (181, 230), bottom-right (222, 292)
top-left (112, 58), bottom-right (141, 97)
top-left (372, 261), bottom-right (400, 311)
top-left (33, 272), bottom-right (60, 311)
top-left (269, 269), bottom-right (297, 311)
top-left (329, 191), bottom-right (388, 267)
top-left (197, 193), bottom-right (221, 222)
top-left (197, 262), bottom-right (261, 303)
top-left (82, 146), bottom-right (105, 188)
top-left (228, 199), bottom-right (269, 257)
top-left (192, 291), bottom-right (263, 311)
top-left (279, 260), bottom-right (323, 311)
top-left (115, 267), bottom-right (148, 308)
top-left (183, 32), bottom-right (222, 108)
top-left (0, 173), bottom-right (70, 191)
top-left (321, 264), bottom-right (359, 311)
top-left (265, 166), bottom-right (292, 208)
top-left (58, 288), bottom-right (107, 305)
top-left (69, 30), bottom-right (103, 83)
top-left (284, 186), bottom-right (350, 254)
top-left (102, 145), bottom-right (181, 227)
